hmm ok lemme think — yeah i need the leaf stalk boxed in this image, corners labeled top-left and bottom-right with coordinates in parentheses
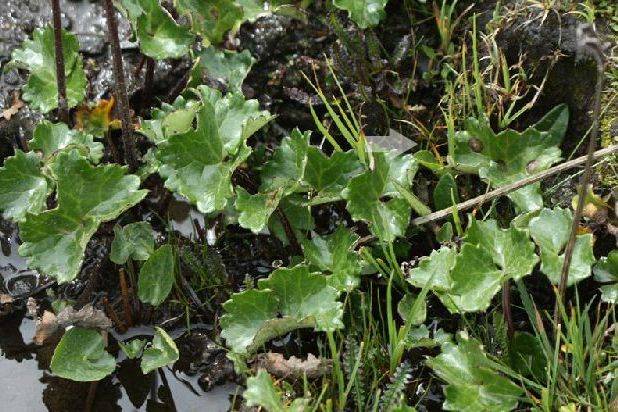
top-left (51, 0), bottom-right (68, 123)
top-left (553, 24), bottom-right (605, 328)
top-left (103, 0), bottom-right (138, 172)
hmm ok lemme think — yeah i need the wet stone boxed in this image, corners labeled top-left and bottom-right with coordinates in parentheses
top-left (2, 265), bottom-right (39, 297)
top-left (239, 15), bottom-right (289, 60)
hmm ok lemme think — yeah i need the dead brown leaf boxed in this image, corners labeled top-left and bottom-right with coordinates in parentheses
top-left (75, 97), bottom-right (116, 135)
top-left (1, 92), bottom-right (24, 120)
top-left (0, 294), bottom-right (14, 305)
top-left (254, 352), bottom-right (332, 379)
top-left (56, 304), bottom-right (113, 330)
top-left (34, 310), bottom-right (59, 345)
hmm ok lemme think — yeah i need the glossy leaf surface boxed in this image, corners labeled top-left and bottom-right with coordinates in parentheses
top-left (50, 327), bottom-right (116, 381)
top-left (18, 151), bottom-right (147, 283)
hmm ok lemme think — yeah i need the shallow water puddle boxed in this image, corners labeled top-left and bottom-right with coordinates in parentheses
top-left (0, 218), bottom-right (235, 411)
top-left (0, 312), bottom-right (236, 411)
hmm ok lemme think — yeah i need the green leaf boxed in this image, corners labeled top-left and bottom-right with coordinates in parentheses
top-left (119, 338), bottom-right (147, 359)
top-left (397, 293), bottom-right (426, 325)
top-left (140, 327), bottom-right (179, 374)
top-left (118, 0), bottom-right (194, 59)
top-left (18, 150), bottom-right (147, 283)
top-left (593, 250), bottom-right (618, 303)
top-left (529, 208), bottom-right (595, 286)
top-left (138, 245), bottom-right (175, 306)
top-left (407, 246), bottom-right (455, 291)
top-left (263, 268), bottom-right (343, 334)
top-left (235, 187), bottom-right (285, 233)
top-left (0, 150), bottom-right (49, 222)
top-left (8, 26), bottom-right (86, 113)
top-left (221, 289), bottom-right (279, 355)
top-left (260, 129), bottom-right (311, 192)
top-left (115, 0), bottom-right (144, 20)
top-left (436, 222), bottom-right (454, 244)
top-left (268, 194), bottom-right (315, 245)
top-left (433, 173), bottom-right (459, 211)
top-left (176, 0), bottom-right (243, 45)
top-left (304, 148), bottom-right (363, 198)
top-left (599, 285), bottom-right (618, 303)
top-left (258, 129), bottom-right (363, 205)
top-left (404, 325), bottom-right (452, 350)
top-left (138, 96), bottom-right (201, 144)
top-left (50, 327), bottom-right (116, 381)
top-left (332, 0), bottom-right (388, 29)
top-left (383, 152), bottom-right (419, 195)
top-left (236, 0), bottom-right (297, 22)
top-left (414, 150), bottom-right (443, 173)
top-left (453, 105), bottom-right (569, 212)
top-left (244, 369), bottom-right (308, 412)
top-left (220, 265), bottom-right (343, 355)
top-left (464, 219), bottom-right (538, 282)
top-left (303, 227), bottom-right (362, 292)
top-left (441, 244), bottom-right (505, 313)
top-left (157, 86), bottom-right (272, 213)
top-left (428, 332), bottom-right (523, 411)
top-left (244, 369), bottom-right (286, 412)
top-left (530, 103), bottom-right (570, 145)
top-left (189, 47), bottom-right (254, 92)
top-left (31, 121), bottom-right (103, 163)
top-left (343, 153), bottom-right (411, 242)
top-left (509, 332), bottom-right (546, 381)
top-left (110, 222), bottom-right (155, 264)
top-left (410, 218), bottom-right (538, 313)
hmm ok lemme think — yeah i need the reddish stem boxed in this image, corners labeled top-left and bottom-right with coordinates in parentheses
top-left (51, 0), bottom-right (68, 123)
top-left (102, 0), bottom-right (138, 172)
top-left (102, 295), bottom-right (126, 333)
top-left (118, 268), bottom-right (134, 328)
top-left (142, 57), bottom-right (155, 115)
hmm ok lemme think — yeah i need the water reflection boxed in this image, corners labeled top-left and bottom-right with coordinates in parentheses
top-left (0, 311), bottom-right (236, 411)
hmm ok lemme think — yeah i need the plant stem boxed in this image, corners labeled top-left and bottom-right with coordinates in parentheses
top-left (233, 168), bottom-right (303, 255)
top-left (165, 68), bottom-right (191, 103)
top-left (102, 295), bottom-right (126, 333)
top-left (142, 57), bottom-right (155, 115)
top-left (118, 268), bottom-right (133, 327)
top-left (553, 24), bottom-right (604, 328)
top-left (502, 280), bottom-right (514, 339)
top-left (50, 0), bottom-right (68, 123)
top-left (84, 381), bottom-right (98, 412)
top-left (133, 54), bottom-right (146, 76)
top-left (103, 0), bottom-right (138, 172)
top-left (275, 208), bottom-right (302, 256)
top-left (327, 331), bottom-right (345, 411)
top-left (105, 129), bottom-right (122, 164)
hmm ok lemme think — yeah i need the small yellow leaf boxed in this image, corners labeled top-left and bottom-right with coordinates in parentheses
top-left (75, 97), bottom-right (115, 136)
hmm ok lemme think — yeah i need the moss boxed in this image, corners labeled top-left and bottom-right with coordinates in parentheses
top-left (595, 93), bottom-right (618, 188)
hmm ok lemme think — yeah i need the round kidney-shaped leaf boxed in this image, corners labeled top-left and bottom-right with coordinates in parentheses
top-left (50, 327), bottom-right (116, 381)
top-left (138, 244), bottom-right (175, 306)
top-left (140, 327), bottom-right (179, 374)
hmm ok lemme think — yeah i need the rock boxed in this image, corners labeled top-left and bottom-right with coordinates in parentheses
top-left (495, 10), bottom-right (599, 153)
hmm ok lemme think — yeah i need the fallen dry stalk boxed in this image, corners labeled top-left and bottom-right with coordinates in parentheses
top-left (411, 143), bottom-right (618, 227)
